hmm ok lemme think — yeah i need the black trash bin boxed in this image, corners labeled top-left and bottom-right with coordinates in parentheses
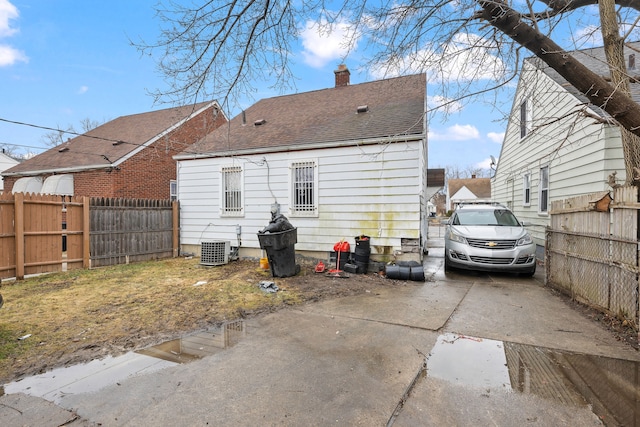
top-left (257, 228), bottom-right (300, 278)
top-left (354, 235), bottom-right (371, 274)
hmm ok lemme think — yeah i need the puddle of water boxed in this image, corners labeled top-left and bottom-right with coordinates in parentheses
top-left (136, 319), bottom-right (245, 363)
top-left (427, 333), bottom-right (640, 426)
top-left (2, 320), bottom-right (245, 404)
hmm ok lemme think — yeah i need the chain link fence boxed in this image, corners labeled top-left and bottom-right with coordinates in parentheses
top-left (546, 188), bottom-right (639, 334)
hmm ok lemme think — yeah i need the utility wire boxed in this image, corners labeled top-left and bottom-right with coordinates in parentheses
top-left (0, 117), bottom-right (134, 147)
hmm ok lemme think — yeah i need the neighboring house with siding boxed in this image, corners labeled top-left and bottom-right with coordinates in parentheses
top-left (175, 66), bottom-right (429, 263)
top-left (446, 177), bottom-right (491, 211)
top-left (0, 151), bottom-right (19, 192)
top-left (2, 102), bottom-right (226, 199)
top-left (492, 44), bottom-right (634, 253)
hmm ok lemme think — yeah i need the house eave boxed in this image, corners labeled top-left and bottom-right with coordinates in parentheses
top-left (2, 164), bottom-right (112, 177)
top-left (174, 134), bottom-right (425, 161)
top-left (117, 101), bottom-right (224, 166)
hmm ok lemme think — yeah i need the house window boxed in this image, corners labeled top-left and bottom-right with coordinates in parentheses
top-left (523, 173), bottom-right (530, 206)
top-left (221, 165), bottom-right (243, 216)
top-left (290, 160), bottom-right (318, 216)
top-left (520, 98), bottom-right (532, 138)
top-left (170, 180), bottom-right (177, 202)
top-left (539, 166), bottom-right (549, 214)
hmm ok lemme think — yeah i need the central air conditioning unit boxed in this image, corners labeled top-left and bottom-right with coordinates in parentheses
top-left (200, 240), bottom-right (230, 266)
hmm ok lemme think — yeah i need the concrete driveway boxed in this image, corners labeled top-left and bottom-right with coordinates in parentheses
top-left (2, 238), bottom-right (639, 426)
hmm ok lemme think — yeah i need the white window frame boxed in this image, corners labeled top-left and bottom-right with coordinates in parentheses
top-left (520, 97), bottom-right (532, 139)
top-left (289, 159), bottom-right (318, 217)
top-left (170, 179), bottom-right (177, 202)
top-left (220, 165), bottom-right (244, 217)
top-left (523, 173), bottom-right (531, 206)
top-left (539, 166), bottom-right (549, 214)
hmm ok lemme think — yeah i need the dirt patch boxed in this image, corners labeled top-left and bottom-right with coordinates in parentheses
top-left (0, 257), bottom-right (408, 384)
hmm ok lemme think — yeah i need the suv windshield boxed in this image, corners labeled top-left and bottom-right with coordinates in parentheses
top-left (452, 209), bottom-right (520, 226)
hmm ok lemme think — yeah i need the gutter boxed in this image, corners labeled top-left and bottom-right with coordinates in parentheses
top-left (173, 134), bottom-right (425, 161)
top-left (2, 163), bottom-right (113, 177)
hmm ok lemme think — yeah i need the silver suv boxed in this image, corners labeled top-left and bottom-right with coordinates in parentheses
top-left (444, 203), bottom-right (537, 276)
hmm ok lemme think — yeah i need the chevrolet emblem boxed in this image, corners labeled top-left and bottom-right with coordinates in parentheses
top-left (486, 241), bottom-right (497, 247)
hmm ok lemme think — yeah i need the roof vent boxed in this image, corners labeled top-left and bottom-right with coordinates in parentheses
top-left (112, 140), bottom-right (124, 146)
top-left (254, 119), bottom-right (266, 126)
top-left (357, 105), bottom-right (369, 113)
top-left (58, 146), bottom-right (69, 153)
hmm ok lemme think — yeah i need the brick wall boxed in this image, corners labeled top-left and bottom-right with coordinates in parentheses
top-left (108, 104), bottom-right (227, 198)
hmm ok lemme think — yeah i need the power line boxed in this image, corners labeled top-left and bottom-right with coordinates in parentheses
top-left (0, 117), bottom-right (135, 147)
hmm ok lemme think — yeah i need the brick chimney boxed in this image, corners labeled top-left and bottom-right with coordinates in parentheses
top-left (334, 64), bottom-right (350, 87)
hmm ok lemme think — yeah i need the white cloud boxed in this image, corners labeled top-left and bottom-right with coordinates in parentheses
top-left (0, 1), bottom-right (26, 67)
top-left (476, 157), bottom-right (496, 170)
top-left (0, 43), bottom-right (26, 66)
top-left (572, 25), bottom-right (602, 48)
top-left (429, 124), bottom-right (479, 141)
top-left (371, 32), bottom-right (505, 82)
top-left (487, 131), bottom-right (504, 143)
top-left (78, 85), bottom-right (89, 94)
top-left (0, 0), bottom-right (18, 37)
top-left (300, 18), bottom-right (359, 68)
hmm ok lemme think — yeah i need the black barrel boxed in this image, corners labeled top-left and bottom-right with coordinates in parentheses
top-left (354, 235), bottom-right (371, 274)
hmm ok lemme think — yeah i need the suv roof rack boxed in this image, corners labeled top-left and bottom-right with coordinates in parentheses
top-left (456, 201), bottom-right (507, 208)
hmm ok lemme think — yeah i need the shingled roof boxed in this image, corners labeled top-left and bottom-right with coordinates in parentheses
top-left (4, 101), bottom-right (218, 176)
top-left (176, 72), bottom-right (426, 158)
top-left (448, 177), bottom-right (492, 200)
top-left (529, 41), bottom-right (640, 116)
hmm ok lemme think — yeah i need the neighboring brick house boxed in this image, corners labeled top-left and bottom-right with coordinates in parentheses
top-left (2, 102), bottom-right (226, 199)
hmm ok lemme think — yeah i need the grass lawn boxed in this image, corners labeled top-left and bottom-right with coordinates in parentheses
top-left (0, 257), bottom-right (307, 384)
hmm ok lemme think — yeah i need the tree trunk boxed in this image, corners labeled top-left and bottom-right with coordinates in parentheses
top-left (599, 0), bottom-right (640, 184)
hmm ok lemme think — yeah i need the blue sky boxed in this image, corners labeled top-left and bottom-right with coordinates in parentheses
top-left (0, 0), bottom-right (512, 172)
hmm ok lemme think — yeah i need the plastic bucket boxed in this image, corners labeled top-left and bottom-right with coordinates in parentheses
top-left (260, 258), bottom-right (269, 270)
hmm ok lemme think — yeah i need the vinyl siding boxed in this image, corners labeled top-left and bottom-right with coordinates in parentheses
top-left (0, 154), bottom-right (18, 191)
top-left (492, 61), bottom-right (625, 246)
top-left (177, 141), bottom-right (423, 254)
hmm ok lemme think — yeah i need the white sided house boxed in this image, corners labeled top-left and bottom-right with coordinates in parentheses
top-left (0, 151), bottom-right (19, 192)
top-left (491, 44), bottom-right (633, 254)
top-left (175, 67), bottom-right (428, 263)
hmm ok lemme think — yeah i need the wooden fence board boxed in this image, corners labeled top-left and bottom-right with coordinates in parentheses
top-left (89, 198), bottom-right (176, 267)
top-left (0, 194), bottom-right (178, 279)
top-left (0, 196), bottom-right (16, 278)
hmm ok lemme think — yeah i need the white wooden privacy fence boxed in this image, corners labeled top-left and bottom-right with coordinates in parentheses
top-left (546, 186), bottom-right (639, 342)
